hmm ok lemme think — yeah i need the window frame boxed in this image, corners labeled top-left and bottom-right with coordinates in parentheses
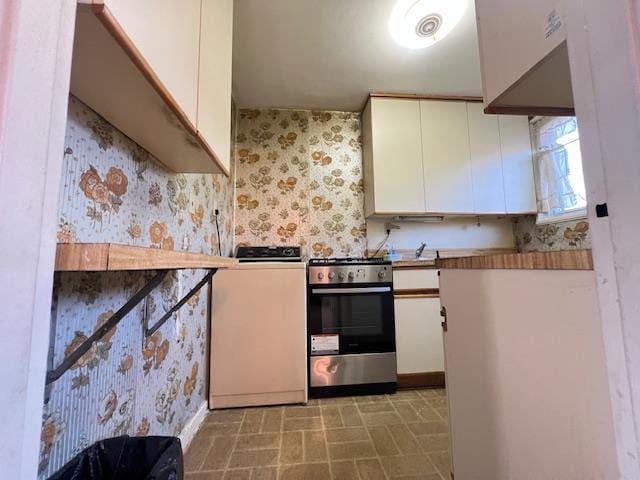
top-left (530, 116), bottom-right (588, 225)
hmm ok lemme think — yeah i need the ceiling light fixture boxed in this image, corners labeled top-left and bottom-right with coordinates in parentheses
top-left (389, 0), bottom-right (469, 49)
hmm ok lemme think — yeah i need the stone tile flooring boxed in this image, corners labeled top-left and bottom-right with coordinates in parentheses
top-left (184, 389), bottom-right (451, 480)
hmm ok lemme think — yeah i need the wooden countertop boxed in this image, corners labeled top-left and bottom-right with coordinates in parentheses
top-left (435, 249), bottom-right (593, 271)
top-left (55, 243), bottom-right (238, 271)
top-left (392, 248), bottom-right (516, 270)
top-left (392, 259), bottom-right (437, 269)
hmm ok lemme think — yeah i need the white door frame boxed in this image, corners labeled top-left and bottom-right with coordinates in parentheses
top-left (565, 0), bottom-right (640, 477)
top-left (3, 0), bottom-right (640, 478)
top-left (0, 0), bottom-right (76, 478)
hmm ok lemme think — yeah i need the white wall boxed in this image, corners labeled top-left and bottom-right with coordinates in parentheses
top-left (565, 0), bottom-right (640, 475)
top-left (0, 1), bottom-right (76, 478)
top-left (366, 217), bottom-right (515, 253)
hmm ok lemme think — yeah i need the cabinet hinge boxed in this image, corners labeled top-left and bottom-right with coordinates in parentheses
top-left (440, 306), bottom-right (448, 332)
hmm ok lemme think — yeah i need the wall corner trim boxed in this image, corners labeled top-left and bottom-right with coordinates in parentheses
top-left (179, 400), bottom-right (209, 451)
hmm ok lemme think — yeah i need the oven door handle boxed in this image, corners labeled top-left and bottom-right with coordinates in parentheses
top-left (311, 287), bottom-right (392, 294)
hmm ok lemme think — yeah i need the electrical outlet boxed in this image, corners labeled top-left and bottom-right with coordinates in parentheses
top-left (384, 222), bottom-right (401, 231)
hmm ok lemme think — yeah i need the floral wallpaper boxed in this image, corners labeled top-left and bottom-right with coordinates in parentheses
top-left (512, 215), bottom-right (591, 252)
top-left (234, 109), bottom-right (366, 259)
top-left (39, 96), bottom-right (235, 478)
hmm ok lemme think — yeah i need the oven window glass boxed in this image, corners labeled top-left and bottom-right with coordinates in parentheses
top-left (309, 290), bottom-right (395, 354)
top-left (320, 295), bottom-right (384, 335)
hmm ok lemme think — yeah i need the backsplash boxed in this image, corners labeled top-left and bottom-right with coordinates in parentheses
top-left (366, 217), bottom-right (516, 255)
top-left (234, 109), bottom-right (366, 259)
top-left (512, 215), bottom-right (591, 252)
top-left (39, 96), bottom-right (235, 478)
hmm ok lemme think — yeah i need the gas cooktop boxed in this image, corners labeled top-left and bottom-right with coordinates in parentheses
top-left (236, 246), bottom-right (301, 262)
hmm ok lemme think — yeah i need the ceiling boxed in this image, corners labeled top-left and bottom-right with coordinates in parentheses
top-left (232, 0), bottom-right (483, 112)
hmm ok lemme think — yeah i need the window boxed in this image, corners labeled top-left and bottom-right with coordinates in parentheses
top-left (530, 116), bottom-right (587, 224)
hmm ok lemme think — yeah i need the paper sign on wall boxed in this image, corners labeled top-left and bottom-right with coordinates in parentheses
top-left (311, 334), bottom-right (339, 355)
top-left (544, 4), bottom-right (564, 40)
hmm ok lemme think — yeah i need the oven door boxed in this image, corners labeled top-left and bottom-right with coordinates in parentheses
top-left (308, 284), bottom-right (395, 355)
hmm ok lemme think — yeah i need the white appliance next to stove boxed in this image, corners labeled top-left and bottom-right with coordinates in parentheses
top-left (209, 249), bottom-right (306, 409)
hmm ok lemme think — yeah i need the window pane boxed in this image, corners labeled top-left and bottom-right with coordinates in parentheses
top-left (531, 116), bottom-right (587, 223)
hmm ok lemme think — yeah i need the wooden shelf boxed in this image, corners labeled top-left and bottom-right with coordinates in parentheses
top-left (435, 249), bottom-right (593, 271)
top-left (55, 243), bottom-right (237, 272)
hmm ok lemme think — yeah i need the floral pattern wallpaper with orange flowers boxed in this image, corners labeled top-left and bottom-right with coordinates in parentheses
top-left (234, 108), bottom-right (366, 259)
top-left (512, 215), bottom-right (591, 252)
top-left (40, 96), bottom-right (235, 479)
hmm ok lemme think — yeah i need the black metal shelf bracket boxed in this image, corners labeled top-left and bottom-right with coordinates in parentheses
top-left (46, 268), bottom-right (218, 386)
top-left (143, 269), bottom-right (216, 337)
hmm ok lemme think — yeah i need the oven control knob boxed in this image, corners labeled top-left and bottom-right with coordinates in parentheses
top-left (378, 270), bottom-right (386, 279)
top-left (338, 272), bottom-right (346, 280)
top-left (348, 271), bottom-right (355, 280)
top-left (317, 272), bottom-right (324, 280)
top-left (328, 272), bottom-right (336, 280)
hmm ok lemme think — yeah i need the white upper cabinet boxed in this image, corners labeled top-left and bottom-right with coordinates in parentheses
top-left (467, 103), bottom-right (505, 214)
top-left (363, 98), bottom-right (426, 216)
top-left (476, 0), bottom-right (573, 115)
top-left (103, 0), bottom-right (202, 124)
top-left (499, 116), bottom-right (537, 214)
top-left (70, 1), bottom-right (232, 174)
top-left (198, 0), bottom-right (234, 175)
top-left (362, 97), bottom-right (536, 217)
top-left (421, 101), bottom-right (474, 214)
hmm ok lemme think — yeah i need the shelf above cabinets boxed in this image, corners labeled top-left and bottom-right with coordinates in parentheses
top-left (71, 1), bottom-right (232, 175)
top-left (362, 95), bottom-right (537, 218)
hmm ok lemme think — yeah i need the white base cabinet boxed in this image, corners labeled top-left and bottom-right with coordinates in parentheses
top-left (440, 268), bottom-right (618, 479)
top-left (394, 297), bottom-right (444, 375)
top-left (393, 268), bottom-right (444, 377)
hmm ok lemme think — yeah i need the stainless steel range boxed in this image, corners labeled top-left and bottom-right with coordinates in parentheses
top-left (307, 258), bottom-right (397, 397)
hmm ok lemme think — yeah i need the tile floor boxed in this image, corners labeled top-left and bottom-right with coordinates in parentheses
top-left (184, 388), bottom-right (451, 480)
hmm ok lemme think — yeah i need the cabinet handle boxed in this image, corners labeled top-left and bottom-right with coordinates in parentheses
top-left (440, 306), bottom-right (448, 332)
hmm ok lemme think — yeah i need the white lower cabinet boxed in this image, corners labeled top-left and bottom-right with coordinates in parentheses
top-left (394, 296), bottom-right (444, 374)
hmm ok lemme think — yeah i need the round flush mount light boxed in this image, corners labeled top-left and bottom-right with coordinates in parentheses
top-left (389, 0), bottom-right (469, 49)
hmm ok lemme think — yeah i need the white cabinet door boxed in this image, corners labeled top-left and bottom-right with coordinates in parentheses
top-left (197, 0), bottom-right (233, 175)
top-left (394, 297), bottom-right (444, 374)
top-left (499, 116), bottom-right (537, 214)
top-left (367, 98), bottom-right (425, 215)
top-left (467, 103), bottom-right (506, 214)
top-left (393, 269), bottom-right (439, 290)
top-left (421, 101), bottom-right (474, 214)
top-left (104, 0), bottom-right (201, 125)
top-left (440, 268), bottom-right (618, 479)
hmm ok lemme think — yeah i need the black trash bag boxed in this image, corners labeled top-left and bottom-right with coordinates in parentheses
top-left (48, 435), bottom-right (183, 480)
